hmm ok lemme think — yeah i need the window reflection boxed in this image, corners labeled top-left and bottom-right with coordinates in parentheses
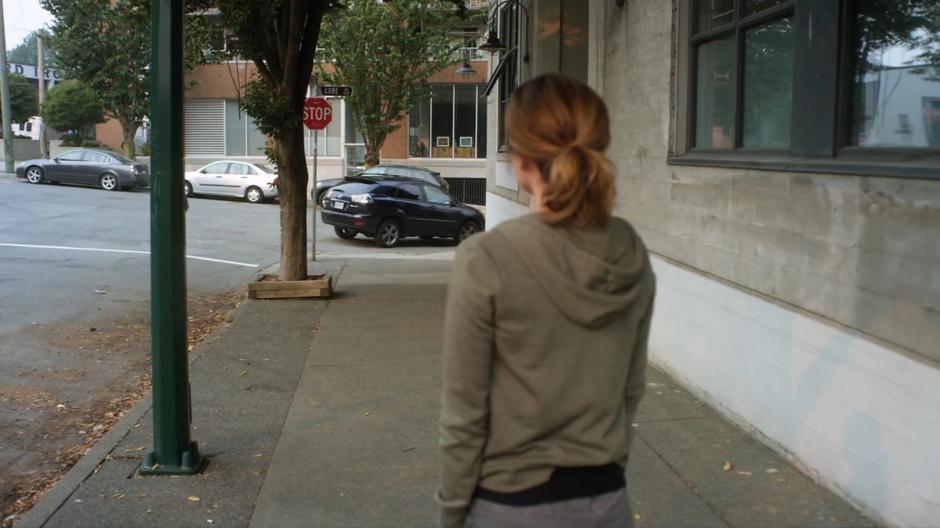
top-left (695, 36), bottom-right (736, 149)
top-left (852, 0), bottom-right (940, 147)
top-left (743, 17), bottom-right (794, 149)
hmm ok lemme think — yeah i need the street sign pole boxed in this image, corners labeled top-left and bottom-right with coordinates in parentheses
top-left (0, 0), bottom-right (15, 173)
top-left (304, 94), bottom-right (335, 263)
top-left (312, 86), bottom-right (318, 263)
top-left (141, 0), bottom-right (205, 476)
top-left (37, 36), bottom-right (48, 159)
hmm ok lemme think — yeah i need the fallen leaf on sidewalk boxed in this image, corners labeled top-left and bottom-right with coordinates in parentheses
top-left (188, 496), bottom-right (201, 502)
top-left (112, 493), bottom-right (125, 500)
top-left (765, 468), bottom-right (779, 474)
top-left (124, 447), bottom-right (145, 453)
top-left (737, 471), bottom-right (753, 477)
top-left (364, 411), bottom-right (371, 416)
top-left (723, 461), bottom-right (733, 471)
top-left (634, 514), bottom-right (642, 521)
top-left (253, 453), bottom-right (264, 458)
top-left (240, 371), bottom-right (247, 376)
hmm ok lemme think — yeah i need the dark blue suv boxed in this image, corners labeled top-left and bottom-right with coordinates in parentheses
top-left (321, 178), bottom-right (485, 248)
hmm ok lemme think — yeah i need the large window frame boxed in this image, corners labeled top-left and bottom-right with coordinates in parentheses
top-left (408, 84), bottom-right (487, 160)
top-left (671, 0), bottom-right (940, 179)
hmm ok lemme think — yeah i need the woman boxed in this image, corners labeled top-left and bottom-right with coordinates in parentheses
top-left (437, 74), bottom-right (655, 528)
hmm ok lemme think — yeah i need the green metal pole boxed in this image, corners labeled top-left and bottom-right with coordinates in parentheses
top-left (140, 0), bottom-right (205, 476)
top-left (0, 0), bottom-right (15, 173)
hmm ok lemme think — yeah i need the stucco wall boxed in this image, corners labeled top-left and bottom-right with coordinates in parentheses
top-left (602, 0), bottom-right (939, 364)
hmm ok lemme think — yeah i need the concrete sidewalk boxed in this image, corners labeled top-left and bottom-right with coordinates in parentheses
top-left (17, 258), bottom-right (873, 528)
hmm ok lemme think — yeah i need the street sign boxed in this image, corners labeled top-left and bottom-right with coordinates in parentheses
top-left (303, 97), bottom-right (333, 130)
top-left (319, 85), bottom-right (353, 97)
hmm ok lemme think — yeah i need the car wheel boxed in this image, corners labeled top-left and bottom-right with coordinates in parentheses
top-left (184, 181), bottom-right (193, 197)
top-left (245, 186), bottom-right (264, 203)
top-left (25, 166), bottom-right (44, 184)
top-left (317, 189), bottom-right (330, 207)
top-left (375, 219), bottom-right (401, 248)
top-left (99, 173), bottom-right (119, 191)
top-left (334, 226), bottom-right (357, 240)
top-left (456, 221), bottom-right (480, 244)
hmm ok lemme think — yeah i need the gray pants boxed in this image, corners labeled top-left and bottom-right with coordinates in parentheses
top-left (464, 488), bottom-right (635, 528)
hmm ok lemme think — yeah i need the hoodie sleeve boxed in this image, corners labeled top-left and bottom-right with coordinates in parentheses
top-left (438, 237), bottom-right (500, 528)
top-left (624, 284), bottom-right (655, 438)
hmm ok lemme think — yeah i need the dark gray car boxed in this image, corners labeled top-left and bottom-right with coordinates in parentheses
top-left (15, 149), bottom-right (150, 191)
top-left (311, 164), bottom-right (448, 205)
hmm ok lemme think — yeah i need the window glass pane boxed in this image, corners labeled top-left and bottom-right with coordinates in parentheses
top-left (409, 96), bottom-right (431, 158)
top-left (225, 100), bottom-right (246, 156)
top-left (694, 36), bottom-right (736, 148)
top-left (744, 0), bottom-right (785, 16)
top-left (345, 105), bottom-right (364, 144)
top-left (696, 0), bottom-right (734, 33)
top-left (455, 85), bottom-right (477, 158)
top-left (204, 162), bottom-right (229, 174)
top-left (743, 17), bottom-right (794, 149)
top-left (852, 0), bottom-right (940, 147)
top-left (477, 86), bottom-right (487, 158)
top-left (228, 163), bottom-right (251, 175)
top-left (397, 183), bottom-right (421, 200)
top-left (425, 187), bottom-right (451, 204)
top-left (248, 122), bottom-right (268, 157)
top-left (58, 151), bottom-right (84, 161)
top-left (432, 85), bottom-right (454, 158)
top-left (85, 152), bottom-right (110, 163)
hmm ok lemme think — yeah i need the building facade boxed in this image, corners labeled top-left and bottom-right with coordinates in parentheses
top-left (483, 1), bottom-right (939, 526)
top-left (96, 49), bottom-right (490, 202)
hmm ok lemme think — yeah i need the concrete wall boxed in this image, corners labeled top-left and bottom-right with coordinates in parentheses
top-left (601, 0), bottom-right (939, 364)
top-left (598, 0), bottom-right (940, 525)
top-left (0, 139), bottom-right (42, 162)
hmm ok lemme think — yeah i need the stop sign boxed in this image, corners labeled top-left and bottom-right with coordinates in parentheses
top-left (303, 97), bottom-right (333, 130)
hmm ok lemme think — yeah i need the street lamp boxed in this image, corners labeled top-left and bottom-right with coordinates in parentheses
top-left (477, 0), bottom-right (530, 63)
top-left (455, 48), bottom-right (477, 77)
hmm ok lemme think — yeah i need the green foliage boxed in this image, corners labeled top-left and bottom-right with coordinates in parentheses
top-left (41, 80), bottom-right (104, 133)
top-left (856, 0), bottom-right (940, 73)
top-left (60, 132), bottom-right (85, 146)
top-left (0, 74), bottom-right (39, 124)
top-left (7, 30), bottom-right (57, 67)
top-left (41, 0), bottom-right (217, 157)
top-left (318, 0), bottom-right (464, 167)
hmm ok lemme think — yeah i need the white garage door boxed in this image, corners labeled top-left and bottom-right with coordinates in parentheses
top-left (184, 99), bottom-right (225, 156)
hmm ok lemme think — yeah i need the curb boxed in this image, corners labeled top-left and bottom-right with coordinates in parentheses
top-left (14, 295), bottom-right (255, 528)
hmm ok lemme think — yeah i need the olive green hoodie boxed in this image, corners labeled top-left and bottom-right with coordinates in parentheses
top-left (438, 213), bottom-right (655, 528)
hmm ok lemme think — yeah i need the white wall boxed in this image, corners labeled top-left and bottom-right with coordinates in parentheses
top-left (649, 256), bottom-right (940, 527)
top-left (484, 191), bottom-right (529, 229)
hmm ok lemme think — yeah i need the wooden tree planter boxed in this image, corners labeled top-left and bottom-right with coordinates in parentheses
top-left (248, 274), bottom-right (333, 300)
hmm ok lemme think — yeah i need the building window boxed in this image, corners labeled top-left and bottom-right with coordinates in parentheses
top-left (675, 1), bottom-right (939, 177)
top-left (851, 0), bottom-right (940, 148)
top-left (691, 1), bottom-right (795, 150)
top-left (497, 3), bottom-right (520, 150)
top-left (409, 84), bottom-right (487, 159)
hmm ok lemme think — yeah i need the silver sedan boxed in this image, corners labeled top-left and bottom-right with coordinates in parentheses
top-left (184, 161), bottom-right (279, 203)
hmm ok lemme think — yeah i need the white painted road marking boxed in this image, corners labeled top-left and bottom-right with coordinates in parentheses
top-left (0, 243), bottom-right (259, 268)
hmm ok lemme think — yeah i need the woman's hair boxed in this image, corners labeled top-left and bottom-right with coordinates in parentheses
top-left (506, 74), bottom-right (616, 227)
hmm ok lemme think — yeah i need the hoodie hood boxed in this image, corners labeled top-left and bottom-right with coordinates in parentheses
top-left (505, 214), bottom-right (651, 328)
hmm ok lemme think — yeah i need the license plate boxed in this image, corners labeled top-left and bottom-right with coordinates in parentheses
top-left (333, 200), bottom-right (346, 210)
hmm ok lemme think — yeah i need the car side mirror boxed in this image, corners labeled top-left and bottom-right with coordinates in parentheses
top-left (54, 158), bottom-right (60, 163)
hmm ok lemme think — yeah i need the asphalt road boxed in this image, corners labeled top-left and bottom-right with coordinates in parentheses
top-left (0, 174), bottom-right (456, 333)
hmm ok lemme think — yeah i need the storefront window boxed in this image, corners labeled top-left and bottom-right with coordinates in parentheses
top-left (454, 85), bottom-right (477, 158)
top-left (409, 84), bottom-right (486, 159)
top-left (432, 85), bottom-right (454, 158)
top-left (409, 97), bottom-right (431, 157)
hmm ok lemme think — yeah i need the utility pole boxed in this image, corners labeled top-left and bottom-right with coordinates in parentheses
top-left (38, 36), bottom-right (48, 158)
top-left (140, 0), bottom-right (205, 476)
top-left (0, 0), bottom-right (15, 172)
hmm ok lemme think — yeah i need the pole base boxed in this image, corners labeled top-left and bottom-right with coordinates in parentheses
top-left (139, 442), bottom-right (207, 475)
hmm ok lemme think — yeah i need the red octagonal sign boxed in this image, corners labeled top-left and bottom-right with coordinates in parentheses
top-left (303, 97), bottom-right (333, 130)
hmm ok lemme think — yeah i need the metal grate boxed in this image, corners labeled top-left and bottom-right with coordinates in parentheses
top-left (445, 177), bottom-right (486, 206)
top-left (184, 99), bottom-right (225, 155)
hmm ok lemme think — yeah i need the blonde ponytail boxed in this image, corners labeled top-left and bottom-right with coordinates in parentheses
top-left (506, 74), bottom-right (616, 227)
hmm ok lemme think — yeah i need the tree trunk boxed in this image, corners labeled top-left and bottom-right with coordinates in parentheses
top-left (276, 126), bottom-right (309, 281)
top-left (120, 121), bottom-right (137, 159)
top-left (363, 134), bottom-right (385, 169)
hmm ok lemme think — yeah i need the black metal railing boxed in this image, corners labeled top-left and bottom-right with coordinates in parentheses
top-left (445, 177), bottom-right (486, 205)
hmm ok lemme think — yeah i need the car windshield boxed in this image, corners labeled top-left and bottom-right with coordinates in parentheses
top-left (331, 182), bottom-right (377, 195)
top-left (253, 163), bottom-right (276, 174)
